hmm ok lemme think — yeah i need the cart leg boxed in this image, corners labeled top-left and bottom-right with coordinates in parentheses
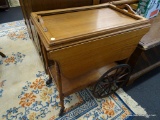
top-left (0, 52), bottom-right (6, 58)
top-left (59, 96), bottom-right (65, 116)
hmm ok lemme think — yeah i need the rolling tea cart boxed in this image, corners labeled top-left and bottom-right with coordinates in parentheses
top-left (31, 3), bottom-right (150, 115)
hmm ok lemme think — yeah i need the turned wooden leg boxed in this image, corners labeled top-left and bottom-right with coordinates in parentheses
top-left (0, 52), bottom-right (6, 58)
top-left (59, 96), bottom-right (65, 116)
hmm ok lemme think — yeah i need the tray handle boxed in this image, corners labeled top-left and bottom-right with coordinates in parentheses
top-left (116, 4), bottom-right (136, 15)
top-left (37, 15), bottom-right (48, 32)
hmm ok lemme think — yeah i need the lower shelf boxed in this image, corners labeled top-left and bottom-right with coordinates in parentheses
top-left (49, 62), bottom-right (117, 96)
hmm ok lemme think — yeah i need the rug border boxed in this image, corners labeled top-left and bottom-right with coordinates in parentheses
top-left (115, 92), bottom-right (135, 120)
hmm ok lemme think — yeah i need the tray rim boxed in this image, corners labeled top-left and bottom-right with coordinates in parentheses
top-left (31, 3), bottom-right (150, 49)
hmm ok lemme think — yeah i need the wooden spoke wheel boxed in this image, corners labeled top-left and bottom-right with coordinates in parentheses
top-left (93, 64), bottom-right (131, 98)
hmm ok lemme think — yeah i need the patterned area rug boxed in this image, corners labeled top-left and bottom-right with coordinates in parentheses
top-left (0, 21), bottom-right (147, 120)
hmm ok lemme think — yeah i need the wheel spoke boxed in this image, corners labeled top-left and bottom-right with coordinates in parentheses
top-left (97, 82), bottom-right (110, 94)
top-left (99, 84), bottom-right (112, 97)
top-left (116, 79), bottom-right (126, 83)
top-left (115, 67), bottom-right (119, 74)
top-left (115, 68), bottom-right (126, 79)
top-left (116, 73), bottom-right (129, 81)
top-left (102, 75), bottom-right (110, 82)
top-left (112, 83), bottom-right (119, 90)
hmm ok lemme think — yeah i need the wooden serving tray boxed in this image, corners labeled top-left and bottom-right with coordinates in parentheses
top-left (31, 3), bottom-right (150, 50)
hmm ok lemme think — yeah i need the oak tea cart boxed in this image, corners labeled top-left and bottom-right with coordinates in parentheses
top-left (31, 3), bottom-right (150, 116)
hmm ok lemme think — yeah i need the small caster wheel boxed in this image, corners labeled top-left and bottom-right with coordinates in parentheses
top-left (0, 52), bottom-right (6, 58)
top-left (46, 79), bottom-right (52, 86)
top-left (59, 108), bottom-right (64, 116)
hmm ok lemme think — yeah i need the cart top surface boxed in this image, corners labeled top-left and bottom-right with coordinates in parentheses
top-left (31, 4), bottom-right (149, 47)
top-left (30, 4), bottom-right (150, 79)
top-left (42, 8), bottom-right (136, 39)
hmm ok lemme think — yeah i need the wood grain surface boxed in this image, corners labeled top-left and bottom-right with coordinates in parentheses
top-left (31, 4), bottom-right (149, 49)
